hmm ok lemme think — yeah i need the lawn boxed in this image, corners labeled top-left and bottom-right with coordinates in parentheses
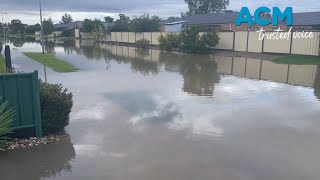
top-left (0, 55), bottom-right (6, 73)
top-left (273, 55), bottom-right (320, 65)
top-left (23, 52), bottom-right (78, 73)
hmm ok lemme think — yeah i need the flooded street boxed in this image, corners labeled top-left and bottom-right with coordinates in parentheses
top-left (1, 39), bottom-right (320, 180)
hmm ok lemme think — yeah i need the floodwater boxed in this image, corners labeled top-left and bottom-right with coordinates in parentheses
top-left (1, 38), bottom-right (320, 180)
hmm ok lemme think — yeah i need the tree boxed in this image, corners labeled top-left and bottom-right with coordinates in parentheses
top-left (110, 14), bottom-right (130, 32)
top-left (82, 19), bottom-right (94, 32)
top-left (104, 16), bottom-right (114, 23)
top-left (61, 13), bottom-right (73, 24)
top-left (184, 0), bottom-right (229, 15)
top-left (25, 23), bottom-right (41, 34)
top-left (10, 19), bottom-right (27, 34)
top-left (82, 19), bottom-right (105, 33)
top-left (92, 24), bottom-right (105, 42)
top-left (42, 18), bottom-right (54, 35)
top-left (129, 14), bottom-right (161, 32)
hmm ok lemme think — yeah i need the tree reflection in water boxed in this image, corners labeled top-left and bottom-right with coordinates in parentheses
top-left (159, 52), bottom-right (220, 96)
top-left (0, 134), bottom-right (76, 180)
top-left (45, 41), bottom-right (55, 54)
top-left (9, 36), bottom-right (37, 47)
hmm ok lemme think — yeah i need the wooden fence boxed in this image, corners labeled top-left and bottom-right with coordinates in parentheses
top-left (0, 71), bottom-right (42, 137)
top-left (110, 31), bottom-right (320, 56)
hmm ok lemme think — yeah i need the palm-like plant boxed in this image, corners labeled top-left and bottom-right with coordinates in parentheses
top-left (0, 98), bottom-right (15, 151)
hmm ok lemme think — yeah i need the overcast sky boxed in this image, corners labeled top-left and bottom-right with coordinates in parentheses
top-left (0, 0), bottom-right (319, 25)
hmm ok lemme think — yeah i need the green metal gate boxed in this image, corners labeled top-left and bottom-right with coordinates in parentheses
top-left (0, 71), bottom-right (42, 137)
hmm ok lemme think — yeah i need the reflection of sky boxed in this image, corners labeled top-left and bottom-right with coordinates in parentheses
top-left (69, 72), bottom-right (320, 139)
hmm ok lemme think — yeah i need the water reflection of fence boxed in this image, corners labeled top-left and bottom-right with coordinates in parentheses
top-left (110, 31), bottom-right (320, 56)
top-left (102, 45), bottom-right (318, 88)
top-left (214, 56), bottom-right (318, 87)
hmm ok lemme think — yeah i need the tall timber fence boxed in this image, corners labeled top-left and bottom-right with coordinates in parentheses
top-left (110, 31), bottom-right (320, 56)
top-left (0, 71), bottom-right (42, 137)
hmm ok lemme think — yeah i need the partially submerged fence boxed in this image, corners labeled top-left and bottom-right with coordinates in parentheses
top-left (110, 31), bottom-right (320, 56)
top-left (0, 71), bottom-right (42, 137)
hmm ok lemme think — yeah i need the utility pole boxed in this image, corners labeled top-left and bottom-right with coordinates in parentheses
top-left (1, 12), bottom-right (7, 45)
top-left (39, 0), bottom-right (45, 53)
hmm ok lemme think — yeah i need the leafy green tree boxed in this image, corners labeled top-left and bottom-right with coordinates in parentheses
top-left (42, 18), bottom-right (54, 35)
top-left (92, 24), bottom-right (105, 41)
top-left (184, 0), bottom-right (229, 15)
top-left (104, 16), bottom-right (114, 23)
top-left (25, 23), bottom-right (41, 34)
top-left (82, 19), bottom-right (105, 33)
top-left (129, 14), bottom-right (161, 32)
top-left (110, 14), bottom-right (130, 32)
top-left (82, 19), bottom-right (94, 32)
top-left (61, 13), bottom-right (73, 24)
top-left (10, 19), bottom-right (27, 34)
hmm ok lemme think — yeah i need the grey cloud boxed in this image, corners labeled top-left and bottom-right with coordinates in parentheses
top-left (0, 0), bottom-right (319, 24)
top-left (0, 0), bottom-right (186, 12)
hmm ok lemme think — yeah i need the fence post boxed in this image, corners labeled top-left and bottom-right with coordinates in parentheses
top-left (32, 70), bottom-right (42, 138)
top-left (289, 31), bottom-right (293, 54)
top-left (232, 31), bottom-right (236, 51)
top-left (121, 32), bottom-right (123, 42)
top-left (5, 45), bottom-right (12, 73)
top-left (151, 32), bottom-right (153, 45)
top-left (261, 32), bottom-right (265, 53)
top-left (231, 57), bottom-right (234, 74)
top-left (135, 32), bottom-right (137, 43)
top-left (259, 59), bottom-right (263, 80)
top-left (246, 31), bottom-right (249, 52)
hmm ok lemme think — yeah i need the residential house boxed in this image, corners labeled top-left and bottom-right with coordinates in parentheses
top-left (160, 17), bottom-right (184, 32)
top-left (162, 11), bottom-right (320, 32)
top-left (54, 21), bottom-right (83, 38)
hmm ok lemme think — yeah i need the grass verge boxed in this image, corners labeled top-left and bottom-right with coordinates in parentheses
top-left (0, 55), bottom-right (5, 73)
top-left (23, 52), bottom-right (78, 73)
top-left (273, 55), bottom-right (320, 65)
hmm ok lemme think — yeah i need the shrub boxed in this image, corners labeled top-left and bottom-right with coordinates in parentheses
top-left (158, 33), bottom-right (181, 51)
top-left (136, 39), bottom-right (150, 49)
top-left (0, 98), bottom-right (15, 151)
top-left (40, 81), bottom-right (73, 135)
top-left (180, 26), bottom-right (220, 53)
top-left (158, 26), bottom-right (220, 54)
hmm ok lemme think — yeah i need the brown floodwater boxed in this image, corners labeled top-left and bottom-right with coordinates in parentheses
top-left (1, 39), bottom-right (320, 180)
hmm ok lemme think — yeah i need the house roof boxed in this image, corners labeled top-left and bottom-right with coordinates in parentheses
top-left (54, 21), bottom-right (83, 30)
top-left (165, 21), bottom-right (186, 25)
top-left (184, 11), bottom-right (240, 25)
top-left (178, 11), bottom-right (320, 26)
top-left (292, 12), bottom-right (320, 26)
top-left (54, 21), bottom-right (111, 30)
top-left (161, 17), bottom-right (184, 25)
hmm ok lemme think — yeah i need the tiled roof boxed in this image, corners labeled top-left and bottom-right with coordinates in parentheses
top-left (182, 11), bottom-right (320, 26)
top-left (185, 12), bottom-right (240, 25)
top-left (54, 21), bottom-right (83, 30)
top-left (292, 12), bottom-right (320, 26)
